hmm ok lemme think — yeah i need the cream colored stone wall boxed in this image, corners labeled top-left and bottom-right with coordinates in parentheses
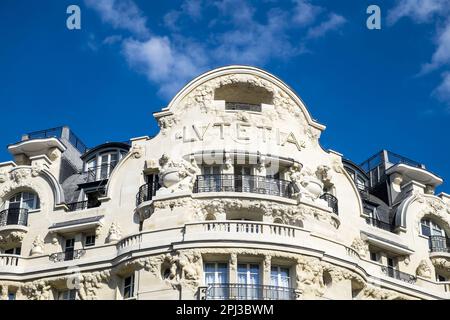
top-left (0, 66), bottom-right (449, 300)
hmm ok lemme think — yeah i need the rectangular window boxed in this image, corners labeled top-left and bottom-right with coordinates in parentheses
top-left (204, 263), bottom-right (228, 300)
top-left (85, 235), bottom-right (95, 247)
top-left (123, 275), bottom-right (135, 299)
top-left (59, 289), bottom-right (77, 300)
top-left (4, 247), bottom-right (21, 255)
top-left (8, 292), bottom-right (16, 300)
top-left (237, 264), bottom-right (261, 300)
top-left (270, 266), bottom-right (291, 300)
top-left (370, 252), bottom-right (378, 262)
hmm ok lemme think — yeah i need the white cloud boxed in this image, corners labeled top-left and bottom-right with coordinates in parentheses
top-left (87, 0), bottom-right (347, 98)
top-left (122, 37), bottom-right (206, 97)
top-left (306, 13), bottom-right (346, 39)
top-left (292, 0), bottom-right (323, 27)
top-left (433, 72), bottom-right (450, 107)
top-left (421, 21), bottom-right (450, 74)
top-left (84, 0), bottom-right (149, 37)
top-left (387, 0), bottom-right (448, 24)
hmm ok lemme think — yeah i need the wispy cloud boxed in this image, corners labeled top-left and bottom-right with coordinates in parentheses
top-left (387, 0), bottom-right (447, 25)
top-left (388, 0), bottom-right (450, 110)
top-left (85, 0), bottom-right (149, 37)
top-left (306, 13), bottom-right (346, 39)
top-left (86, 0), bottom-right (347, 99)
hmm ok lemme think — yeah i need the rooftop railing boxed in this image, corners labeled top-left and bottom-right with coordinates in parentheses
top-left (205, 283), bottom-right (296, 300)
top-left (0, 208), bottom-right (29, 227)
top-left (25, 126), bottom-right (87, 154)
top-left (193, 174), bottom-right (294, 199)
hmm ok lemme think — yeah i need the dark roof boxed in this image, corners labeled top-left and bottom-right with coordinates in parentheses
top-left (81, 142), bottom-right (130, 160)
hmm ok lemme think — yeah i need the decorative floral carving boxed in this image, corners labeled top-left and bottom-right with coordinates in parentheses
top-left (361, 285), bottom-right (413, 300)
top-left (157, 154), bottom-right (200, 194)
top-left (131, 144), bottom-right (144, 159)
top-left (351, 237), bottom-right (369, 258)
top-left (76, 270), bottom-right (111, 300)
top-left (415, 196), bottom-right (450, 234)
top-left (416, 260), bottom-right (432, 279)
top-left (316, 165), bottom-right (333, 185)
top-left (430, 257), bottom-right (450, 272)
top-left (22, 280), bottom-right (52, 300)
top-left (30, 235), bottom-right (45, 256)
top-left (157, 114), bottom-right (179, 135)
top-left (106, 223), bottom-right (122, 243)
top-left (295, 256), bottom-right (325, 298)
top-left (0, 231), bottom-right (25, 245)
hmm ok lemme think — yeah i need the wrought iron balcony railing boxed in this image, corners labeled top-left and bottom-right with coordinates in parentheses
top-left (429, 235), bottom-right (450, 253)
top-left (193, 174), bottom-right (294, 199)
top-left (66, 200), bottom-right (101, 212)
top-left (136, 181), bottom-right (161, 206)
top-left (381, 266), bottom-right (416, 284)
top-left (319, 193), bottom-right (339, 215)
top-left (80, 163), bottom-right (118, 183)
top-left (365, 217), bottom-right (396, 232)
top-left (0, 208), bottom-right (29, 227)
top-left (205, 283), bottom-right (296, 300)
top-left (49, 249), bottom-right (86, 262)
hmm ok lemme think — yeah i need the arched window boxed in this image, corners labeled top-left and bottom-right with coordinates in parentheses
top-left (7, 192), bottom-right (40, 211)
top-left (420, 219), bottom-right (444, 238)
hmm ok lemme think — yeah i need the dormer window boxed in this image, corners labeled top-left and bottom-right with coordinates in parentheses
top-left (84, 150), bottom-right (124, 181)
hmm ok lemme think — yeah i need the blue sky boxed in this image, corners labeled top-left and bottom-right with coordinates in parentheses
top-left (0, 0), bottom-right (449, 191)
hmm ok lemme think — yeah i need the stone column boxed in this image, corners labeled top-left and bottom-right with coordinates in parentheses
top-left (229, 253), bottom-right (238, 283)
top-left (263, 255), bottom-right (272, 286)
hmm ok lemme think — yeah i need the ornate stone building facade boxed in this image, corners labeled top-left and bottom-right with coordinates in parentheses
top-left (0, 66), bottom-right (449, 300)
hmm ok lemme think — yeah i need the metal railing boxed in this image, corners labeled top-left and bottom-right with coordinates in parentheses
top-left (319, 193), bottom-right (339, 215)
top-left (365, 217), bottom-right (396, 232)
top-left (66, 200), bottom-right (101, 212)
top-left (80, 163), bottom-right (118, 183)
top-left (381, 266), bottom-right (416, 284)
top-left (49, 249), bottom-right (86, 262)
top-left (193, 174), bottom-right (294, 199)
top-left (225, 102), bottom-right (262, 112)
top-left (429, 235), bottom-right (450, 253)
top-left (0, 208), bottom-right (29, 227)
top-left (136, 181), bottom-right (161, 206)
top-left (205, 283), bottom-right (296, 300)
top-left (27, 127), bottom-right (63, 140)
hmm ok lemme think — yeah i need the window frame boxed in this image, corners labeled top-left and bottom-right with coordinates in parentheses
top-left (123, 274), bottom-right (135, 300)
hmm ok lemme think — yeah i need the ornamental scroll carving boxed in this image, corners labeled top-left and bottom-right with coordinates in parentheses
top-left (0, 168), bottom-right (44, 207)
top-left (416, 260), bottom-right (432, 279)
top-left (178, 74), bottom-right (313, 128)
top-left (414, 196), bottom-right (450, 234)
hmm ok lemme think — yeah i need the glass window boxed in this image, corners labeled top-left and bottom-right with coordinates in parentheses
top-left (8, 292), bottom-right (16, 300)
top-left (123, 275), bottom-right (135, 299)
top-left (270, 266), bottom-right (291, 300)
top-left (421, 219), bottom-right (443, 237)
top-left (204, 263), bottom-right (228, 299)
top-left (4, 247), bottom-right (21, 256)
top-left (59, 289), bottom-right (77, 300)
top-left (370, 252), bottom-right (378, 262)
top-left (85, 235), bottom-right (95, 247)
top-left (237, 264), bottom-right (260, 300)
top-left (7, 192), bottom-right (39, 210)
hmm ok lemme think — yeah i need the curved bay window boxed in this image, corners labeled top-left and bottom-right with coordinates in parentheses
top-left (85, 150), bottom-right (126, 182)
top-left (420, 219), bottom-right (450, 253)
top-left (0, 192), bottom-right (38, 227)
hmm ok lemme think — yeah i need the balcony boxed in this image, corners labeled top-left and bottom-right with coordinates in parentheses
top-left (80, 163), bottom-right (117, 184)
top-left (319, 193), bottom-right (338, 215)
top-left (381, 266), bottom-right (416, 284)
top-left (365, 217), bottom-right (395, 233)
top-left (66, 200), bottom-right (100, 212)
top-left (136, 181), bottom-right (160, 206)
top-left (0, 208), bottom-right (28, 227)
top-left (193, 174), bottom-right (294, 199)
top-left (429, 235), bottom-right (450, 253)
top-left (205, 283), bottom-right (296, 300)
top-left (49, 249), bottom-right (86, 262)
